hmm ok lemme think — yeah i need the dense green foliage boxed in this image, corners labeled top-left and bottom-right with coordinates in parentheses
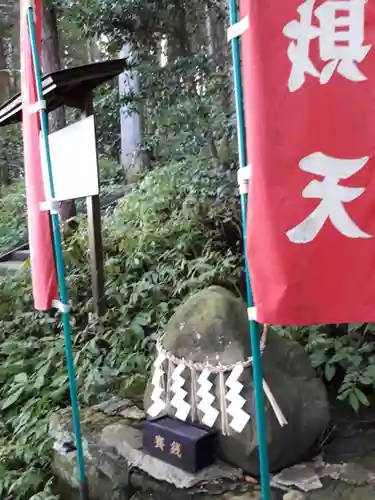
top-left (0, 1), bottom-right (246, 498)
top-left (0, 181), bottom-right (27, 254)
top-left (0, 155), bottom-right (241, 499)
top-left (0, 158), bottom-right (125, 255)
top-left (2, 0), bottom-right (375, 498)
top-left (276, 324), bottom-right (375, 412)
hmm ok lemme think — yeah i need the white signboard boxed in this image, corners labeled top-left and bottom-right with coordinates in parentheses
top-left (41, 115), bottom-right (99, 201)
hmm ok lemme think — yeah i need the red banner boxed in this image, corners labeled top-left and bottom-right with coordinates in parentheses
top-left (20, 0), bottom-right (58, 310)
top-left (241, 0), bottom-right (375, 325)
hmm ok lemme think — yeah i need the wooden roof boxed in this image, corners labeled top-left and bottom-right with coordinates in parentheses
top-left (0, 58), bottom-right (126, 127)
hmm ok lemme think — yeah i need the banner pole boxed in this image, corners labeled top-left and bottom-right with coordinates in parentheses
top-left (227, 1), bottom-right (271, 498)
top-left (25, 6), bottom-right (89, 500)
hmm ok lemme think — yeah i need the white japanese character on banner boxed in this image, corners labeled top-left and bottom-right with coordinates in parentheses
top-left (286, 152), bottom-right (371, 243)
top-left (283, 0), bottom-right (371, 92)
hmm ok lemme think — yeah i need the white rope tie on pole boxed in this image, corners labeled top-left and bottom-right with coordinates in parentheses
top-left (24, 0), bottom-right (35, 16)
top-left (227, 15), bottom-right (250, 42)
top-left (238, 165), bottom-right (252, 195)
top-left (52, 300), bottom-right (70, 313)
top-left (247, 306), bottom-right (257, 321)
top-left (28, 100), bottom-right (46, 114)
top-left (40, 199), bottom-right (59, 215)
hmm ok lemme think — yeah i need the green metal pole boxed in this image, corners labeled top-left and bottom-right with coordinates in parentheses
top-left (26, 7), bottom-right (89, 500)
top-left (227, 1), bottom-right (271, 498)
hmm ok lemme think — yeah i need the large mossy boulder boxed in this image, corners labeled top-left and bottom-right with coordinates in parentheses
top-left (144, 286), bottom-right (330, 475)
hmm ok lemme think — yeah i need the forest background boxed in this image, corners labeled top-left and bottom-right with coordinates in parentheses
top-left (0, 1), bottom-right (374, 498)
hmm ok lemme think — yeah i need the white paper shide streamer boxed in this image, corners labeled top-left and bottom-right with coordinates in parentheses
top-left (147, 352), bottom-right (166, 418)
top-left (146, 331), bottom-right (287, 434)
top-left (170, 363), bottom-right (191, 421)
top-left (225, 364), bottom-right (250, 433)
top-left (197, 369), bottom-right (219, 427)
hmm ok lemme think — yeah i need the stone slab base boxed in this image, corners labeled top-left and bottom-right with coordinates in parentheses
top-left (49, 397), bottom-right (375, 500)
top-left (49, 397), bottom-right (269, 500)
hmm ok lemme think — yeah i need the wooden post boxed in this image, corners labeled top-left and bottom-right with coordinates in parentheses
top-left (80, 90), bottom-right (105, 316)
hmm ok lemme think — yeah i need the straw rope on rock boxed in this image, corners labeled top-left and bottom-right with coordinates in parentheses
top-left (144, 286), bottom-right (330, 475)
top-left (148, 324), bottom-right (287, 433)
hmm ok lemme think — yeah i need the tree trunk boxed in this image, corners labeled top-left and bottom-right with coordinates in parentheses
top-left (41, 4), bottom-right (77, 223)
top-left (169, 0), bottom-right (191, 60)
top-left (5, 38), bottom-right (18, 94)
top-left (0, 37), bottom-right (10, 187)
top-left (87, 38), bottom-right (100, 64)
top-left (0, 37), bottom-right (9, 103)
top-left (119, 43), bottom-right (142, 178)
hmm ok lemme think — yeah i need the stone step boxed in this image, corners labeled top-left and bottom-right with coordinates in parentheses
top-left (0, 260), bottom-right (26, 276)
top-left (12, 249), bottom-right (30, 261)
